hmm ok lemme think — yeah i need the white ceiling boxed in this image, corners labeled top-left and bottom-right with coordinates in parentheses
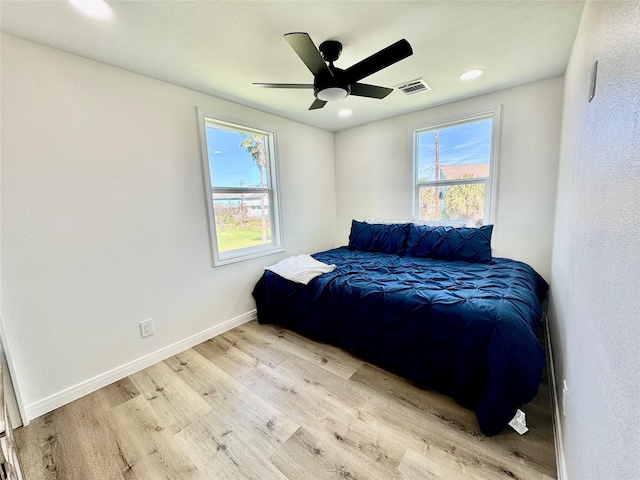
top-left (0, 1), bottom-right (585, 132)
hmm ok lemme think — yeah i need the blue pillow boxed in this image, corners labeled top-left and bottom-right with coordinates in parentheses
top-left (407, 224), bottom-right (493, 263)
top-left (348, 220), bottom-right (410, 255)
top-left (406, 224), bottom-right (436, 257)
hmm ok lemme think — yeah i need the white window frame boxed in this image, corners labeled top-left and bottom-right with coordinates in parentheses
top-left (197, 109), bottom-right (284, 266)
top-left (407, 106), bottom-right (501, 225)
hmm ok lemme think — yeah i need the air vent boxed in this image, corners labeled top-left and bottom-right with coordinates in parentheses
top-left (395, 78), bottom-right (432, 95)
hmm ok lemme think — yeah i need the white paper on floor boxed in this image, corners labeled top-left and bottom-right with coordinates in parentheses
top-left (508, 409), bottom-right (529, 435)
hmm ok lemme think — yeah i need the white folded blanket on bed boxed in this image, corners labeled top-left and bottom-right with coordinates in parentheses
top-left (265, 254), bottom-right (336, 285)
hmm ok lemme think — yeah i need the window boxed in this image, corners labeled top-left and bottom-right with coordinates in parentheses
top-left (198, 111), bottom-right (283, 266)
top-left (410, 108), bottom-right (500, 226)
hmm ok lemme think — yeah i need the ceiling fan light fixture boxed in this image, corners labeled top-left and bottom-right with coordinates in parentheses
top-left (317, 87), bottom-right (349, 101)
top-left (460, 69), bottom-right (484, 81)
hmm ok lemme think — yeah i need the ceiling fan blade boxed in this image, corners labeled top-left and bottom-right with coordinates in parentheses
top-left (285, 32), bottom-right (331, 77)
top-left (309, 99), bottom-right (327, 110)
top-left (344, 39), bottom-right (413, 84)
top-left (253, 83), bottom-right (314, 89)
top-left (350, 83), bottom-right (393, 99)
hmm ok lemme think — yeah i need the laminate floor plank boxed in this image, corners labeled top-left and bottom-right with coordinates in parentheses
top-left (108, 396), bottom-right (202, 480)
top-left (350, 362), bottom-right (556, 478)
top-left (273, 357), bottom-right (409, 476)
top-left (220, 326), bottom-right (291, 369)
top-left (189, 345), bottom-right (404, 477)
top-left (397, 447), bottom-right (490, 480)
top-left (242, 321), bottom-right (365, 379)
top-left (100, 377), bottom-right (141, 408)
top-left (20, 391), bottom-right (134, 480)
top-left (171, 420), bottom-right (253, 480)
top-left (15, 319), bottom-right (557, 480)
top-left (192, 339), bottom-right (259, 381)
top-left (275, 353), bottom-right (374, 414)
top-left (270, 426), bottom-right (388, 480)
top-left (174, 413), bottom-right (290, 480)
top-left (128, 362), bottom-right (212, 435)
top-left (358, 401), bottom-right (549, 480)
top-left (165, 349), bottom-right (299, 458)
top-left (350, 362), bottom-right (482, 436)
top-left (358, 394), bottom-right (554, 480)
top-left (217, 347), bottom-right (336, 430)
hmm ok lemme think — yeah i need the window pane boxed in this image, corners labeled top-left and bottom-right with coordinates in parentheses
top-left (419, 183), bottom-right (486, 227)
top-left (212, 192), bottom-right (272, 253)
top-left (199, 112), bottom-right (283, 266)
top-left (417, 118), bottom-right (492, 182)
top-left (206, 126), bottom-right (268, 188)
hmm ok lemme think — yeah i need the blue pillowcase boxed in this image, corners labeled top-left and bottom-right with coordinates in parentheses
top-left (348, 220), bottom-right (494, 263)
top-left (406, 224), bottom-right (494, 263)
top-left (348, 220), bottom-right (410, 255)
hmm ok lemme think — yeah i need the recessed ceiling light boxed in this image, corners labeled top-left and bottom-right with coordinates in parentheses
top-left (70, 0), bottom-right (113, 19)
top-left (460, 69), bottom-right (484, 81)
top-left (338, 109), bottom-right (352, 117)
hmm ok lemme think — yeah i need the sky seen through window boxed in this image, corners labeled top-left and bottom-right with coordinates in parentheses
top-left (417, 118), bottom-right (492, 181)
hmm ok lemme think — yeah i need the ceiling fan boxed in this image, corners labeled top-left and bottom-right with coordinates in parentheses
top-left (254, 32), bottom-right (413, 110)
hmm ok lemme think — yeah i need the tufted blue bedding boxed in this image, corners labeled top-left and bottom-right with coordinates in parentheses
top-left (252, 247), bottom-right (548, 435)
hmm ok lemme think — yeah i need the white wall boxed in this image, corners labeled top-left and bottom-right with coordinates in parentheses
top-left (334, 77), bottom-right (563, 280)
top-left (549, 2), bottom-right (640, 479)
top-left (0, 34), bottom-right (336, 420)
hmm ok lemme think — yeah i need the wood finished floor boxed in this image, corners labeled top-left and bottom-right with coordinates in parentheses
top-left (15, 320), bottom-right (557, 480)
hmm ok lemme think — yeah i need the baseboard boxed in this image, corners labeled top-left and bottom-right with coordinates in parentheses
top-left (544, 313), bottom-right (567, 480)
top-left (25, 310), bottom-right (256, 421)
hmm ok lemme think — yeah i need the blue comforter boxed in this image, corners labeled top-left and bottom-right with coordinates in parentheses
top-left (252, 247), bottom-right (548, 435)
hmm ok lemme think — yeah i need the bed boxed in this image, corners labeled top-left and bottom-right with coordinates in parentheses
top-left (252, 221), bottom-right (548, 435)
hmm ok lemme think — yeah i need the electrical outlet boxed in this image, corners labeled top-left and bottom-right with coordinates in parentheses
top-left (562, 380), bottom-right (568, 416)
top-left (140, 319), bottom-right (154, 338)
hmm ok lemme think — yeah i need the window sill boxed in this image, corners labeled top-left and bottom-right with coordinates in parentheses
top-left (214, 246), bottom-right (285, 267)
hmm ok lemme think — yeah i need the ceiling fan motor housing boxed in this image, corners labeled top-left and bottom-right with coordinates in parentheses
top-left (319, 40), bottom-right (342, 63)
